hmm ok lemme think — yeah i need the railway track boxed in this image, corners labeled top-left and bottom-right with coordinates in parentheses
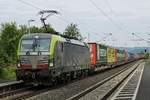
top-left (110, 62), bottom-right (145, 100)
top-left (67, 60), bottom-right (143, 100)
top-left (0, 81), bottom-right (24, 96)
top-left (0, 81), bottom-right (34, 99)
top-left (0, 80), bottom-right (55, 100)
top-left (0, 85), bottom-right (50, 100)
top-left (0, 60), bottom-right (142, 100)
top-left (25, 60), bottom-right (141, 100)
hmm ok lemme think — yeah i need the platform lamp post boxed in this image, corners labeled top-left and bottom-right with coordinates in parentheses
top-left (28, 19), bottom-right (35, 34)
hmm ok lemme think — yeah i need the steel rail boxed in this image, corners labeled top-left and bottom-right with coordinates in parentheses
top-left (67, 61), bottom-right (142, 100)
top-left (0, 60), bottom-right (141, 100)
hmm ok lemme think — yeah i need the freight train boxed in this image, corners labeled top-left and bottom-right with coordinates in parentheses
top-left (16, 33), bottom-right (144, 85)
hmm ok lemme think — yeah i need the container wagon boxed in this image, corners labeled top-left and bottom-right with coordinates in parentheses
top-left (88, 43), bottom-right (108, 69)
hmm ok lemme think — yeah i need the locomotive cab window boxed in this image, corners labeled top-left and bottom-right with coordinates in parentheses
top-left (21, 38), bottom-right (50, 52)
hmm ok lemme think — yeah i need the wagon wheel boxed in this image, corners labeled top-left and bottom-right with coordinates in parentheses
top-left (52, 77), bottom-right (58, 86)
top-left (65, 73), bottom-right (71, 83)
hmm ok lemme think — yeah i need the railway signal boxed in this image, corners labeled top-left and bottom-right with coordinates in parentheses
top-left (145, 49), bottom-right (147, 52)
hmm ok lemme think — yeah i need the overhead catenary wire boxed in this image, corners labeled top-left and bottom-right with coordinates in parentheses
top-left (88, 0), bottom-right (122, 30)
top-left (17, 0), bottom-right (70, 24)
top-left (18, 0), bottom-right (99, 41)
top-left (18, 0), bottom-right (104, 42)
top-left (132, 33), bottom-right (150, 43)
top-left (103, 0), bottom-right (117, 17)
top-left (18, 0), bottom-right (84, 24)
top-left (18, 0), bottom-right (131, 46)
top-left (88, 0), bottom-right (134, 46)
top-left (103, 0), bottom-right (130, 33)
top-left (18, 0), bottom-right (42, 10)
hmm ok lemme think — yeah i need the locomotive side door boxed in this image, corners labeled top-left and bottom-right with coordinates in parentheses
top-left (54, 41), bottom-right (64, 76)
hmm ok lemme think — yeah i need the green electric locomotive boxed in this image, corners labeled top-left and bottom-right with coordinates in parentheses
top-left (16, 33), bottom-right (90, 84)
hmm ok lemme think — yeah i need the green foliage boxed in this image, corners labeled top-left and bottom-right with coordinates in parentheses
top-left (63, 23), bottom-right (82, 40)
top-left (44, 24), bottom-right (55, 33)
top-left (0, 67), bottom-right (16, 79)
top-left (0, 45), bottom-right (6, 67)
top-left (145, 52), bottom-right (150, 59)
top-left (30, 26), bottom-right (42, 33)
top-left (19, 25), bottom-right (28, 35)
top-left (0, 22), bottom-right (19, 65)
top-left (29, 24), bottom-right (55, 33)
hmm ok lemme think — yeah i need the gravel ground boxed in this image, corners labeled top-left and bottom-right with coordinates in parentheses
top-left (28, 61), bottom-right (138, 100)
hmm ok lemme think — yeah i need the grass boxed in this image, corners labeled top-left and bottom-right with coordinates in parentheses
top-left (0, 67), bottom-right (16, 80)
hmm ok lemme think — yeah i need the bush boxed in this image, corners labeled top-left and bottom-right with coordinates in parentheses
top-left (0, 67), bottom-right (16, 80)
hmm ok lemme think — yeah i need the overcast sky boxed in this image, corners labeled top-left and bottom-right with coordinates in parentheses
top-left (0, 0), bottom-right (150, 47)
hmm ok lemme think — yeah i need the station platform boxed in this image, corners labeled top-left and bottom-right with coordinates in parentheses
top-left (136, 60), bottom-right (150, 100)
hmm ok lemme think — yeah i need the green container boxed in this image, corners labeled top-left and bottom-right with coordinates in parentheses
top-left (117, 49), bottom-right (124, 63)
top-left (96, 44), bottom-right (108, 65)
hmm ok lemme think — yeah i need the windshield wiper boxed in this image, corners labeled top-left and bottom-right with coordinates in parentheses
top-left (26, 42), bottom-right (37, 55)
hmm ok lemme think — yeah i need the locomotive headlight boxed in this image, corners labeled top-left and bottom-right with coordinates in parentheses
top-left (17, 63), bottom-right (21, 68)
top-left (35, 36), bottom-right (39, 39)
top-left (49, 63), bottom-right (53, 67)
top-left (17, 59), bottom-right (21, 68)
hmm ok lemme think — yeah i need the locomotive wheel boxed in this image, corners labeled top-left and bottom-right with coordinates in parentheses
top-left (16, 76), bottom-right (20, 81)
top-left (88, 69), bottom-right (94, 75)
top-left (58, 74), bottom-right (65, 84)
top-left (70, 71), bottom-right (75, 80)
top-left (81, 70), bottom-right (85, 78)
top-left (81, 70), bottom-right (84, 78)
top-left (52, 77), bottom-right (58, 86)
top-left (65, 73), bottom-right (71, 82)
top-left (77, 70), bottom-right (82, 78)
top-left (83, 70), bottom-right (88, 77)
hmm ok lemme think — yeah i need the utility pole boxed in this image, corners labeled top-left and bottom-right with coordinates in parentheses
top-left (88, 33), bottom-right (90, 42)
top-left (28, 19), bottom-right (35, 34)
top-left (38, 10), bottom-right (59, 32)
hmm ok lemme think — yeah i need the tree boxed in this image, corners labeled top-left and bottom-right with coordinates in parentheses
top-left (29, 24), bottom-right (55, 33)
top-left (44, 24), bottom-right (55, 33)
top-left (63, 23), bottom-right (82, 40)
top-left (0, 22), bottom-right (20, 65)
top-left (0, 41), bottom-right (6, 67)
